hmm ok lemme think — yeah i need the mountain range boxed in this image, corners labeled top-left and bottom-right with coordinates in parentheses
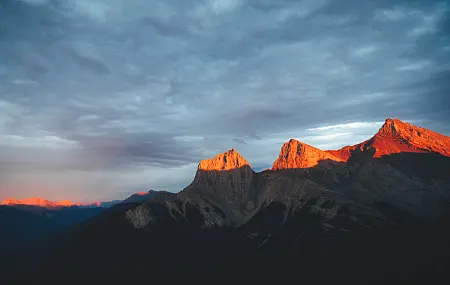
top-left (1, 197), bottom-right (121, 208)
top-left (0, 192), bottom-right (160, 256)
top-left (3, 118), bottom-right (450, 284)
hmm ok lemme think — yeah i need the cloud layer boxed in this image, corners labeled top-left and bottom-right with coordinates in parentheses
top-left (0, 0), bottom-right (449, 201)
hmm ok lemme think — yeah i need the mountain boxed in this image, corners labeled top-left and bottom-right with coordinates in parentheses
top-left (1, 197), bottom-right (121, 209)
top-left (1, 197), bottom-right (78, 208)
top-left (0, 205), bottom-right (104, 249)
top-left (0, 197), bottom-right (121, 258)
top-left (273, 139), bottom-right (345, 169)
top-left (122, 190), bottom-right (173, 204)
top-left (197, 148), bottom-right (251, 170)
top-left (328, 118), bottom-right (450, 160)
top-left (6, 118), bottom-right (450, 284)
top-left (79, 200), bottom-right (122, 208)
top-left (0, 191), bottom-right (160, 256)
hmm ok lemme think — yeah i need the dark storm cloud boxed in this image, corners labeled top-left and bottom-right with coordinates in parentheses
top-left (0, 0), bottom-right (449, 200)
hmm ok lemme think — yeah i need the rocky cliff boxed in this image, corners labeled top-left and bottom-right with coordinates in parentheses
top-left (328, 118), bottom-right (450, 160)
top-left (272, 139), bottom-right (345, 170)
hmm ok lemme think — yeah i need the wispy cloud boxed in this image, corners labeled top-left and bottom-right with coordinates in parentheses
top-left (352, 46), bottom-right (379, 57)
top-left (0, 0), bottom-right (449, 201)
top-left (396, 61), bottom-right (431, 71)
top-left (304, 133), bottom-right (353, 141)
top-left (374, 7), bottom-right (411, 22)
top-left (308, 122), bottom-right (384, 132)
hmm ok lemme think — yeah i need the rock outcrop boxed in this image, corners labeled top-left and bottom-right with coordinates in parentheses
top-left (272, 139), bottom-right (345, 170)
top-left (178, 149), bottom-right (256, 226)
top-left (192, 148), bottom-right (254, 194)
top-left (328, 118), bottom-right (450, 160)
top-left (198, 149), bottom-right (251, 171)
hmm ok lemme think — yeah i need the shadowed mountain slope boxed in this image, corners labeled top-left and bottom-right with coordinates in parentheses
top-left (121, 190), bottom-right (174, 204)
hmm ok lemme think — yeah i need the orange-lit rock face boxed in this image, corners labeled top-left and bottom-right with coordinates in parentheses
top-left (57, 200), bottom-right (78, 207)
top-left (326, 146), bottom-right (354, 161)
top-left (330, 118), bottom-right (450, 160)
top-left (2, 197), bottom-right (54, 207)
top-left (272, 139), bottom-right (345, 170)
top-left (1, 198), bottom-right (21, 205)
top-left (1, 197), bottom-right (78, 208)
top-left (198, 149), bottom-right (251, 171)
top-left (188, 149), bottom-right (254, 217)
top-left (375, 118), bottom-right (450, 157)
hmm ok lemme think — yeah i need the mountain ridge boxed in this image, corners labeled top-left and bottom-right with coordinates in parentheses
top-left (6, 117), bottom-right (450, 283)
top-left (121, 190), bottom-right (174, 204)
top-left (1, 197), bottom-right (79, 208)
top-left (272, 139), bottom-right (345, 170)
top-left (2, 197), bottom-right (119, 209)
top-left (192, 118), bottom-right (450, 173)
top-left (198, 148), bottom-right (251, 171)
top-left (4, 118), bottom-right (448, 208)
top-left (328, 118), bottom-right (450, 160)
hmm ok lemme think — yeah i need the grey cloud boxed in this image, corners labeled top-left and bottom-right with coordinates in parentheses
top-left (0, 0), bottom-right (449, 201)
top-left (233, 138), bottom-right (248, 145)
top-left (138, 16), bottom-right (191, 38)
top-left (73, 132), bottom-right (205, 167)
top-left (65, 46), bottom-right (110, 74)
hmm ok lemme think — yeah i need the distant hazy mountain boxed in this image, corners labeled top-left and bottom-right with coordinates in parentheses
top-left (5, 118), bottom-right (450, 284)
top-left (0, 197), bottom-right (121, 253)
top-left (1, 197), bottom-right (121, 209)
top-left (122, 190), bottom-right (174, 204)
top-left (0, 205), bottom-right (104, 248)
top-left (2, 197), bottom-right (80, 208)
top-left (79, 200), bottom-right (122, 208)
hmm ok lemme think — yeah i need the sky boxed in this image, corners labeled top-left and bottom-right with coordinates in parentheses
top-left (0, 0), bottom-right (449, 202)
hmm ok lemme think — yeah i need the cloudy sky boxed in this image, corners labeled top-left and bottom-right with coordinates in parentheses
top-left (0, 0), bottom-right (449, 202)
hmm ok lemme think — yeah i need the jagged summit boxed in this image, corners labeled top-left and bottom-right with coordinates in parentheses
top-left (198, 118), bottom-right (449, 172)
top-left (272, 139), bottom-right (345, 170)
top-left (198, 148), bottom-right (251, 171)
top-left (377, 118), bottom-right (450, 155)
top-left (330, 118), bottom-right (450, 160)
top-left (376, 118), bottom-right (429, 139)
top-left (378, 118), bottom-right (404, 135)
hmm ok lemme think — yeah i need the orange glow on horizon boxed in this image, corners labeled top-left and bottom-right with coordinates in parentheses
top-left (1, 197), bottom-right (103, 208)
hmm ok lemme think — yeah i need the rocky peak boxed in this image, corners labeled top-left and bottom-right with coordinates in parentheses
top-left (377, 118), bottom-right (413, 137)
top-left (189, 149), bottom-right (255, 218)
top-left (331, 118), bottom-right (450, 160)
top-left (198, 149), bottom-right (251, 171)
top-left (373, 118), bottom-right (450, 157)
top-left (272, 139), bottom-right (344, 170)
